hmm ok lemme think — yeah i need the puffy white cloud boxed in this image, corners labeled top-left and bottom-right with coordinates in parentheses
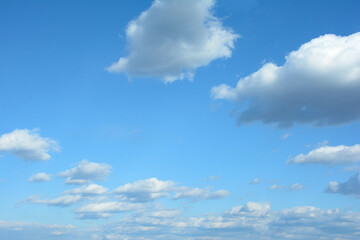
top-left (26, 194), bottom-right (82, 207)
top-left (288, 144), bottom-right (360, 165)
top-left (28, 172), bottom-right (51, 182)
top-left (173, 187), bottom-right (230, 201)
top-left (0, 129), bottom-right (59, 161)
top-left (62, 184), bottom-right (108, 196)
top-left (58, 160), bottom-right (112, 185)
top-left (212, 32), bottom-right (360, 128)
top-left (326, 172), bottom-right (360, 196)
top-left (113, 178), bottom-right (175, 202)
top-left (107, 0), bottom-right (239, 82)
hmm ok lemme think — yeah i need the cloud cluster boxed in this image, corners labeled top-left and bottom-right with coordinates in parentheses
top-left (288, 144), bottom-right (360, 165)
top-left (57, 160), bottom-right (112, 185)
top-left (212, 32), bottom-right (360, 128)
top-left (28, 173), bottom-right (51, 182)
top-left (113, 178), bottom-right (229, 202)
top-left (107, 0), bottom-right (239, 82)
top-left (0, 129), bottom-right (59, 161)
top-left (326, 172), bottom-right (360, 196)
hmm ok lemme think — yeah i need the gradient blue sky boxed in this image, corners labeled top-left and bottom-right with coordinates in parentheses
top-left (1, 0), bottom-right (360, 239)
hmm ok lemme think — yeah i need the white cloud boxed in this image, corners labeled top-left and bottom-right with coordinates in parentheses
top-left (269, 184), bottom-right (286, 190)
top-left (113, 178), bottom-right (175, 202)
top-left (212, 32), bottom-right (360, 127)
top-left (75, 202), bottom-right (139, 219)
top-left (62, 184), bottom-right (108, 196)
top-left (290, 183), bottom-right (303, 191)
top-left (26, 194), bottom-right (82, 207)
top-left (248, 178), bottom-right (260, 184)
top-left (107, 0), bottom-right (239, 82)
top-left (281, 133), bottom-right (290, 139)
top-left (113, 177), bottom-right (229, 202)
top-left (288, 144), bottom-right (360, 165)
top-left (28, 172), bottom-right (51, 182)
top-left (58, 160), bottom-right (112, 185)
top-left (326, 172), bottom-right (360, 196)
top-left (0, 129), bottom-right (59, 161)
top-left (173, 187), bottom-right (230, 201)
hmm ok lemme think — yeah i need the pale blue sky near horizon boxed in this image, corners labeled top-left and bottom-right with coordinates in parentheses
top-left (1, 0), bottom-right (360, 239)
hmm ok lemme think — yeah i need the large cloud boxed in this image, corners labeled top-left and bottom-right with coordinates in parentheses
top-left (57, 160), bottom-right (112, 185)
top-left (326, 172), bottom-right (360, 196)
top-left (288, 144), bottom-right (360, 165)
top-left (212, 32), bottom-right (360, 128)
top-left (0, 129), bottom-right (59, 161)
top-left (107, 0), bottom-right (239, 82)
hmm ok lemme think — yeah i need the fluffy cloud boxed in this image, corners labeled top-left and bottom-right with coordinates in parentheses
top-left (0, 129), bottom-right (59, 161)
top-left (113, 178), bottom-right (175, 202)
top-left (113, 177), bottom-right (229, 202)
top-left (326, 172), bottom-right (360, 196)
top-left (212, 32), bottom-right (360, 128)
top-left (26, 194), bottom-right (82, 207)
top-left (107, 0), bottom-right (239, 82)
top-left (288, 144), bottom-right (360, 165)
top-left (57, 160), bottom-right (112, 185)
top-left (62, 184), bottom-right (108, 196)
top-left (28, 173), bottom-right (51, 182)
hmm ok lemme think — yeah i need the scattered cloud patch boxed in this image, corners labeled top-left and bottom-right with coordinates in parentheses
top-left (288, 144), bottom-right (360, 166)
top-left (269, 184), bottom-right (286, 190)
top-left (107, 0), bottom-right (239, 82)
top-left (0, 129), bottom-right (59, 161)
top-left (62, 184), bottom-right (108, 196)
top-left (28, 173), bottom-right (51, 182)
top-left (326, 172), bottom-right (360, 196)
top-left (113, 177), bottom-right (229, 202)
top-left (290, 183), bottom-right (303, 191)
top-left (75, 202), bottom-right (139, 219)
top-left (248, 178), bottom-right (260, 184)
top-left (212, 32), bottom-right (360, 128)
top-left (26, 194), bottom-right (82, 207)
top-left (58, 160), bottom-right (112, 185)
top-left (173, 187), bottom-right (230, 201)
top-left (281, 133), bottom-right (290, 139)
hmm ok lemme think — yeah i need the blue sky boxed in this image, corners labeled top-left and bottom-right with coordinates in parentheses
top-left (1, 0), bottom-right (360, 239)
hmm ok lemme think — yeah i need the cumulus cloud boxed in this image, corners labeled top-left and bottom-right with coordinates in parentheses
top-left (107, 0), bottom-right (239, 82)
top-left (288, 144), bottom-right (360, 165)
top-left (212, 32), bottom-right (360, 128)
top-left (28, 172), bottom-right (51, 182)
top-left (0, 129), bottom-right (59, 161)
top-left (113, 177), bottom-right (229, 202)
top-left (58, 160), bottom-right (112, 185)
top-left (26, 194), bottom-right (82, 207)
top-left (326, 172), bottom-right (360, 196)
top-left (113, 178), bottom-right (175, 202)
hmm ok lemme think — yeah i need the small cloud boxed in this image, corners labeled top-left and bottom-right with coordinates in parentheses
top-left (248, 178), bottom-right (260, 185)
top-left (57, 160), bottom-right (112, 185)
top-left (325, 172), bottom-right (360, 196)
top-left (29, 173), bottom-right (51, 182)
top-left (203, 176), bottom-right (221, 181)
top-left (269, 184), bottom-right (286, 190)
top-left (0, 129), bottom-right (59, 161)
top-left (26, 194), bottom-right (82, 207)
top-left (342, 165), bottom-right (360, 172)
top-left (281, 133), bottom-right (291, 140)
top-left (290, 183), bottom-right (303, 191)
